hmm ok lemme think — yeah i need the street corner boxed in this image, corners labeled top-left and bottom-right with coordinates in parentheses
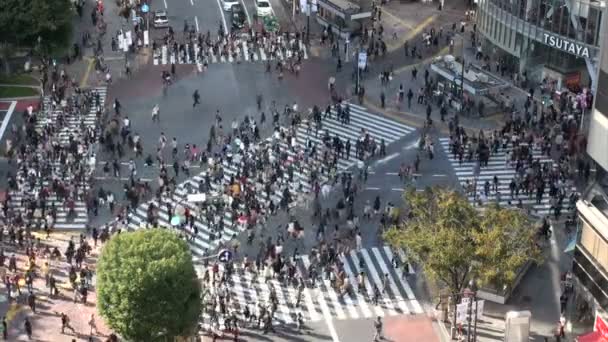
top-left (384, 314), bottom-right (441, 342)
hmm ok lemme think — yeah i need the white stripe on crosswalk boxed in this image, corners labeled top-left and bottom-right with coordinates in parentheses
top-left (339, 253), bottom-right (374, 318)
top-left (383, 247), bottom-right (423, 313)
top-left (197, 247), bottom-right (423, 328)
top-left (360, 249), bottom-right (399, 316)
top-left (438, 137), bottom-right (574, 216)
top-left (348, 252), bottom-right (385, 317)
top-left (371, 247), bottom-right (411, 314)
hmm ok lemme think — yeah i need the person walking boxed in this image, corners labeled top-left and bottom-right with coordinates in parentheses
top-left (88, 314), bottom-right (98, 336)
top-left (373, 316), bottom-right (383, 341)
top-left (152, 104), bottom-right (160, 122)
top-left (24, 318), bottom-right (32, 340)
top-left (192, 90), bottom-right (200, 107)
top-left (61, 313), bottom-right (76, 334)
top-left (2, 316), bottom-right (7, 340)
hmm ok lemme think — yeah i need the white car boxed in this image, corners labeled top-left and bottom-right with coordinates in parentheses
top-left (255, 0), bottom-right (273, 17)
top-left (153, 11), bottom-right (169, 28)
top-left (222, 0), bottom-right (239, 11)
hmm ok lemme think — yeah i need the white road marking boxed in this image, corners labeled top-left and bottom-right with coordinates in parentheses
top-left (302, 256), bottom-right (341, 342)
top-left (404, 140), bottom-right (418, 150)
top-left (386, 172), bottom-right (398, 175)
top-left (163, 0), bottom-right (168, 8)
top-left (190, 0), bottom-right (194, 5)
top-left (365, 187), bottom-right (380, 191)
top-left (195, 16), bottom-right (199, 32)
top-left (0, 101), bottom-right (17, 142)
top-left (374, 152), bottom-right (399, 165)
top-left (432, 174), bottom-right (447, 177)
top-left (214, 0), bottom-right (228, 33)
top-left (240, 0), bottom-right (252, 25)
top-left (391, 188), bottom-right (404, 191)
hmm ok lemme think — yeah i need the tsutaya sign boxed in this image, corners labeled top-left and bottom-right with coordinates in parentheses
top-left (543, 33), bottom-right (590, 58)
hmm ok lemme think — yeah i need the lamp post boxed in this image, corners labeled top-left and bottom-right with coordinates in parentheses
top-left (466, 280), bottom-right (478, 342)
top-left (460, 36), bottom-right (465, 115)
top-left (306, 0), bottom-right (311, 43)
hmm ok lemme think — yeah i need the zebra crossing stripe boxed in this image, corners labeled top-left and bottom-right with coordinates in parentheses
top-left (300, 275), bottom-right (323, 321)
top-left (259, 48), bottom-right (267, 61)
top-left (348, 252), bottom-right (385, 317)
top-left (360, 249), bottom-right (399, 316)
top-left (371, 247), bottom-right (411, 314)
top-left (340, 253), bottom-right (374, 318)
top-left (383, 247), bottom-right (423, 313)
top-left (301, 255), bottom-right (343, 321)
top-left (243, 43), bottom-right (249, 61)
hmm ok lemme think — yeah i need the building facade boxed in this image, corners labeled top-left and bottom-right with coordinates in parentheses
top-left (573, 6), bottom-right (608, 320)
top-left (475, 0), bottom-right (606, 90)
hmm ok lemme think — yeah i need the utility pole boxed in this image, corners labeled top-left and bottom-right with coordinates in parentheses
top-left (306, 0), bottom-right (311, 43)
top-left (460, 37), bottom-right (465, 115)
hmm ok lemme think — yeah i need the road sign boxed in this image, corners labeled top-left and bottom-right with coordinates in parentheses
top-left (358, 52), bottom-right (367, 69)
top-left (141, 3), bottom-right (149, 13)
top-left (217, 249), bottom-right (233, 262)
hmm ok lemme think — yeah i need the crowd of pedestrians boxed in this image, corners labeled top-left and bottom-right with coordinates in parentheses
top-left (0, 220), bottom-right (117, 340)
top-left (444, 89), bottom-right (589, 220)
top-left (154, 23), bottom-right (307, 69)
top-left (192, 163), bottom-right (403, 339)
top-left (105, 94), bottom-right (390, 248)
top-left (3, 65), bottom-right (102, 233)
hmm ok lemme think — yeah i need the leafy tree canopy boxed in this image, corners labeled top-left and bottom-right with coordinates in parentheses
top-left (0, 0), bottom-right (73, 53)
top-left (97, 229), bottom-right (202, 342)
top-left (383, 187), bottom-right (541, 294)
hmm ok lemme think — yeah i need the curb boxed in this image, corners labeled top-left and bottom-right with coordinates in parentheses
top-left (0, 95), bottom-right (41, 101)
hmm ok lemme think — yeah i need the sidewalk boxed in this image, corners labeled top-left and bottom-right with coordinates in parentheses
top-left (0, 231), bottom-right (113, 341)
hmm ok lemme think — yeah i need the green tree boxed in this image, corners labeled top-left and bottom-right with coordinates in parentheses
top-left (0, 0), bottom-right (73, 73)
top-left (97, 229), bottom-right (202, 341)
top-left (383, 187), bottom-right (541, 294)
top-left (474, 203), bottom-right (542, 290)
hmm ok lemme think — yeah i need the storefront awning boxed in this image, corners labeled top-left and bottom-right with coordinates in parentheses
top-left (577, 331), bottom-right (607, 342)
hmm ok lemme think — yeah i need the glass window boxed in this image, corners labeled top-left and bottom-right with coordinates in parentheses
top-left (596, 28), bottom-right (608, 117)
top-left (580, 220), bottom-right (608, 273)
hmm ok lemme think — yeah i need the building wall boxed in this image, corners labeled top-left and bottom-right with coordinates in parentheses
top-left (575, 203), bottom-right (608, 309)
top-left (476, 0), bottom-right (603, 80)
top-left (588, 20), bottom-right (608, 170)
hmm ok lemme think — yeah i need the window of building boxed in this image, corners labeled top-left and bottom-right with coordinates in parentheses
top-left (580, 220), bottom-right (608, 273)
top-left (595, 30), bottom-right (608, 117)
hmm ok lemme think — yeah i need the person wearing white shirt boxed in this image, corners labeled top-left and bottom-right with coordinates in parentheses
top-left (152, 104), bottom-right (160, 122)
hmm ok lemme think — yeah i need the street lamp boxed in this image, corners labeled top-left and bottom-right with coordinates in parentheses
top-left (460, 37), bottom-right (465, 115)
top-left (306, 0), bottom-right (311, 43)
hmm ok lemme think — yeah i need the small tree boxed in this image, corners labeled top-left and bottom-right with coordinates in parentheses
top-left (97, 229), bottom-right (202, 341)
top-left (0, 0), bottom-right (73, 73)
top-left (383, 187), bottom-right (541, 294)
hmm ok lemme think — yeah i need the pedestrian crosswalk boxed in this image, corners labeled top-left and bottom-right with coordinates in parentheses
top-left (199, 246), bottom-right (423, 329)
top-left (439, 137), bottom-right (576, 216)
top-left (153, 39), bottom-right (308, 66)
top-left (7, 87), bottom-right (107, 230)
top-left (124, 104), bottom-right (416, 257)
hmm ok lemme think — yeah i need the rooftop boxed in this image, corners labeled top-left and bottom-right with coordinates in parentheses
top-left (430, 55), bottom-right (509, 95)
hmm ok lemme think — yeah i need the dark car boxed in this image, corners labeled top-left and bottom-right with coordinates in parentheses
top-left (231, 4), bottom-right (247, 30)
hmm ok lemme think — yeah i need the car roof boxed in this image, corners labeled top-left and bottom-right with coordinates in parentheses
top-left (154, 10), bottom-right (167, 15)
